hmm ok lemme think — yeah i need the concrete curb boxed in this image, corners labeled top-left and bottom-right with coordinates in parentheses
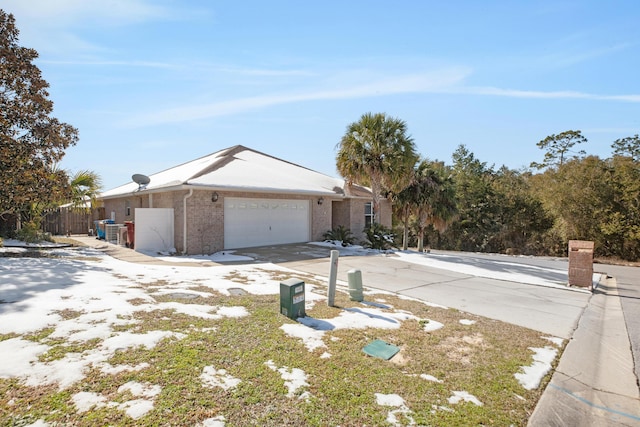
top-left (528, 276), bottom-right (640, 426)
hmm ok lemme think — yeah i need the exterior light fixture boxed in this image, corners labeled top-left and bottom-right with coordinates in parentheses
top-left (211, 192), bottom-right (219, 202)
top-left (317, 197), bottom-right (324, 205)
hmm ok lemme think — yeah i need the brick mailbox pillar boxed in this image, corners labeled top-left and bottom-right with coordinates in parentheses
top-left (568, 240), bottom-right (594, 289)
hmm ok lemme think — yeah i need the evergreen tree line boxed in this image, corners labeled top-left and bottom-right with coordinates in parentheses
top-left (336, 113), bottom-right (639, 262)
top-left (394, 137), bottom-right (640, 262)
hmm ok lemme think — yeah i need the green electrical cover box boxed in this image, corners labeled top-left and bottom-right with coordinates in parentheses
top-left (280, 278), bottom-right (305, 319)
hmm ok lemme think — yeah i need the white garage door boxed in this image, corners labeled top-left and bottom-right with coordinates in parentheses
top-left (224, 198), bottom-right (310, 249)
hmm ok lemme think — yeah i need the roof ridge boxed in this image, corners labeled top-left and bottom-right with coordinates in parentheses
top-left (187, 145), bottom-right (247, 181)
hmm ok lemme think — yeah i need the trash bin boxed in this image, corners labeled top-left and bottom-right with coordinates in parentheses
top-left (95, 219), bottom-right (114, 240)
top-left (124, 221), bottom-right (135, 248)
top-left (280, 278), bottom-right (305, 319)
top-left (568, 240), bottom-right (594, 289)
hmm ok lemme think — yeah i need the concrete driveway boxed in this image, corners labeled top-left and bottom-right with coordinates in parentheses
top-left (232, 244), bottom-right (592, 339)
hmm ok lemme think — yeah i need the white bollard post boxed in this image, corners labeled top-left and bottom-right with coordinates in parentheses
top-left (327, 249), bottom-right (339, 307)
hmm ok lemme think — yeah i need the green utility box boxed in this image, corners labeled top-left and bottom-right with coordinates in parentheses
top-left (280, 278), bottom-right (305, 319)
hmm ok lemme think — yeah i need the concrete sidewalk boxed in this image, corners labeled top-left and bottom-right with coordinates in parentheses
top-left (69, 235), bottom-right (219, 267)
top-left (528, 276), bottom-right (640, 426)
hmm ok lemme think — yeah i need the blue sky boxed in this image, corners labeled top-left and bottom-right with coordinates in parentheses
top-left (2, 0), bottom-right (639, 190)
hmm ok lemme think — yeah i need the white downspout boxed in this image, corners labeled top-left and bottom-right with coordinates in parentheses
top-left (183, 189), bottom-right (193, 254)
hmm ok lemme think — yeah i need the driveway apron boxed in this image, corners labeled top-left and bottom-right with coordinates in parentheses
top-left (279, 254), bottom-right (591, 339)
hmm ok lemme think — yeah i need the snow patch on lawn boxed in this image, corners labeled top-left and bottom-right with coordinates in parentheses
top-left (542, 336), bottom-right (564, 347)
top-left (0, 246), bottom-right (265, 390)
top-left (281, 305), bottom-right (418, 353)
top-left (99, 362), bottom-right (150, 375)
top-left (265, 360), bottom-right (310, 400)
top-left (23, 420), bottom-right (50, 427)
top-left (198, 416), bottom-right (227, 427)
top-left (421, 319), bottom-right (445, 332)
top-left (448, 390), bottom-right (483, 406)
top-left (201, 366), bottom-right (242, 390)
top-left (72, 381), bottom-right (161, 419)
top-left (420, 374), bottom-right (444, 383)
top-left (515, 346), bottom-right (558, 390)
top-left (375, 393), bottom-right (416, 426)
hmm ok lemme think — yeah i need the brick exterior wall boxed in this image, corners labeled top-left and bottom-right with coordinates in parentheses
top-left (101, 190), bottom-right (391, 255)
top-left (312, 197), bottom-right (332, 243)
top-left (330, 198), bottom-right (392, 245)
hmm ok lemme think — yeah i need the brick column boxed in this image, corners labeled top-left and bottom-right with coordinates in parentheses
top-left (568, 240), bottom-right (594, 289)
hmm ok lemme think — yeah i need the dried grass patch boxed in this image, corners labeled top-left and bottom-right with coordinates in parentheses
top-left (1, 272), bottom-right (554, 426)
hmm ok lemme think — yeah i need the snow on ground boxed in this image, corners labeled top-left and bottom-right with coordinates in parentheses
top-left (147, 250), bottom-right (254, 263)
top-left (0, 244), bottom-right (297, 412)
top-left (281, 305), bottom-right (418, 354)
top-left (420, 374), bottom-right (444, 383)
top-left (375, 393), bottom-right (416, 426)
top-left (448, 390), bottom-right (483, 406)
top-left (542, 336), bottom-right (564, 347)
top-left (0, 240), bottom-right (570, 421)
top-left (515, 344), bottom-right (560, 390)
top-left (421, 319), bottom-right (445, 332)
top-left (197, 416), bottom-right (227, 427)
top-left (265, 360), bottom-right (311, 400)
top-left (201, 366), bottom-right (242, 391)
top-left (1, 238), bottom-right (68, 248)
top-left (72, 381), bottom-right (161, 419)
top-left (395, 250), bottom-right (595, 292)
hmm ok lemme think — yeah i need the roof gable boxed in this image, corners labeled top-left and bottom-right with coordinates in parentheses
top-left (100, 145), bottom-right (370, 198)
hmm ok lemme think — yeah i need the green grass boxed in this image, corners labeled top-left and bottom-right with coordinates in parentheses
top-left (0, 274), bottom-right (555, 426)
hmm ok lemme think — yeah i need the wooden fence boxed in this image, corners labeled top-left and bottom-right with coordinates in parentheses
top-left (42, 207), bottom-right (105, 236)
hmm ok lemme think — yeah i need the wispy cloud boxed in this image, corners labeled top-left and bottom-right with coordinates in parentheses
top-left (459, 86), bottom-right (640, 102)
top-left (120, 67), bottom-right (640, 128)
top-left (538, 42), bottom-right (634, 69)
top-left (3, 0), bottom-right (174, 27)
top-left (120, 68), bottom-right (471, 127)
top-left (2, 0), bottom-right (192, 55)
top-left (38, 59), bottom-right (183, 70)
top-left (213, 67), bottom-right (317, 77)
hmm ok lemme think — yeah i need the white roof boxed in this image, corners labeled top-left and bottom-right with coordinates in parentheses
top-left (100, 145), bottom-right (370, 199)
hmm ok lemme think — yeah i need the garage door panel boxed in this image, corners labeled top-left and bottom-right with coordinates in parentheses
top-left (224, 198), bottom-right (310, 249)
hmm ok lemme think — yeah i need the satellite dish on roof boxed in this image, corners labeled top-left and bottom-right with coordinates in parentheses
top-left (132, 173), bottom-right (150, 190)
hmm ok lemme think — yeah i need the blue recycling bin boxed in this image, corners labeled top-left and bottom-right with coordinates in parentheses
top-left (95, 219), bottom-right (114, 240)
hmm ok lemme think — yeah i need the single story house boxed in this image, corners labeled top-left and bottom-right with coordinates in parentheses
top-left (98, 145), bottom-right (391, 254)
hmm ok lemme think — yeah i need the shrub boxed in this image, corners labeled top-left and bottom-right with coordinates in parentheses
top-left (15, 221), bottom-right (52, 244)
top-left (363, 223), bottom-right (395, 250)
top-left (322, 225), bottom-right (355, 246)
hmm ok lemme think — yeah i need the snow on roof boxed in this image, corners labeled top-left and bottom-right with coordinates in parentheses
top-left (100, 145), bottom-right (369, 199)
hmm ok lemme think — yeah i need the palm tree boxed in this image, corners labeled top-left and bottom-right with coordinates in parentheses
top-left (69, 170), bottom-right (102, 210)
top-left (400, 160), bottom-right (457, 252)
top-left (62, 169), bottom-right (101, 236)
top-left (336, 112), bottom-right (418, 224)
top-left (393, 168), bottom-right (417, 250)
